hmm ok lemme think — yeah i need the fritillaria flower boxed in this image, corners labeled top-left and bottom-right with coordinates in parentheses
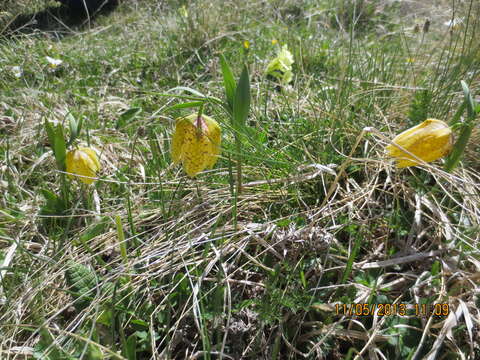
top-left (171, 113), bottom-right (221, 177)
top-left (265, 44), bottom-right (294, 85)
top-left (386, 119), bottom-right (453, 168)
top-left (66, 147), bottom-right (100, 184)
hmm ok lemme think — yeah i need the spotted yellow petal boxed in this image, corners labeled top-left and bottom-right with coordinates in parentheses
top-left (204, 116), bottom-right (221, 169)
top-left (182, 125), bottom-right (210, 177)
top-left (171, 117), bottom-right (191, 163)
top-left (171, 113), bottom-right (222, 177)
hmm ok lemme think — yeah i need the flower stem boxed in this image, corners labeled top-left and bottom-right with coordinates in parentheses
top-left (196, 103), bottom-right (205, 139)
top-left (235, 137), bottom-right (243, 195)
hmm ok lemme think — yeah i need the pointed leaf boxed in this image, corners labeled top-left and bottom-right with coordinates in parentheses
top-left (116, 107), bottom-right (142, 129)
top-left (67, 113), bottom-right (79, 147)
top-left (444, 81), bottom-right (478, 172)
top-left (68, 113), bottom-right (77, 139)
top-left (44, 119), bottom-right (56, 151)
top-left (54, 124), bottom-right (67, 171)
top-left (461, 81), bottom-right (476, 119)
top-left (219, 54), bottom-right (236, 112)
top-left (164, 101), bottom-right (205, 112)
top-left (168, 86), bottom-right (206, 98)
top-left (122, 333), bottom-right (137, 360)
top-left (77, 117), bottom-right (83, 138)
top-left (233, 65), bottom-right (251, 129)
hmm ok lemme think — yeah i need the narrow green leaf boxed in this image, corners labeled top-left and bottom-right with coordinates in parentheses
top-left (77, 117), bottom-right (83, 139)
top-left (115, 215), bottom-right (128, 264)
top-left (444, 81), bottom-right (478, 172)
top-left (123, 334), bottom-right (137, 360)
top-left (40, 188), bottom-right (58, 205)
top-left (164, 101), bottom-right (205, 112)
top-left (448, 101), bottom-right (466, 126)
top-left (54, 125), bottom-right (67, 171)
top-left (66, 113), bottom-right (79, 147)
top-left (168, 86), bottom-right (206, 98)
top-left (116, 107), bottom-right (142, 129)
top-left (67, 113), bottom-right (78, 140)
top-left (44, 119), bottom-right (56, 152)
top-left (461, 80), bottom-right (476, 119)
top-left (79, 219), bottom-right (108, 243)
top-left (340, 232), bottom-right (362, 285)
top-left (219, 54), bottom-right (236, 112)
top-left (444, 122), bottom-right (474, 172)
top-left (233, 65), bottom-right (251, 129)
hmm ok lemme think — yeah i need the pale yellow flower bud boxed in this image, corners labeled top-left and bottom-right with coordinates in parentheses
top-left (265, 44), bottom-right (294, 85)
top-left (66, 147), bottom-right (101, 184)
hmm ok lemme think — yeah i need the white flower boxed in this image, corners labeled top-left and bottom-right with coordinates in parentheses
top-left (11, 66), bottom-right (23, 78)
top-left (46, 56), bottom-right (63, 69)
top-left (444, 18), bottom-right (463, 30)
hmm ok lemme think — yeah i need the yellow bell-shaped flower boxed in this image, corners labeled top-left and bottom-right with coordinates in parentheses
top-left (266, 44), bottom-right (294, 85)
top-left (171, 113), bottom-right (221, 177)
top-left (386, 119), bottom-right (453, 168)
top-left (65, 147), bottom-right (101, 184)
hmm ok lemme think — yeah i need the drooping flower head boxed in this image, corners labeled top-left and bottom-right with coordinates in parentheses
top-left (386, 119), bottom-right (453, 168)
top-left (66, 147), bottom-right (100, 184)
top-left (171, 113), bottom-right (221, 177)
top-left (265, 44), bottom-right (294, 85)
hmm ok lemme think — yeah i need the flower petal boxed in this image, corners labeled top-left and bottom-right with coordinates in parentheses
top-left (66, 147), bottom-right (100, 184)
top-left (386, 119), bottom-right (453, 168)
top-left (171, 117), bottom-right (191, 163)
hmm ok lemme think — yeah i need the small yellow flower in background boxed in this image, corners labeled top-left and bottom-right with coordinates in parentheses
top-left (271, 39), bottom-right (278, 45)
top-left (243, 40), bottom-right (250, 50)
top-left (66, 147), bottom-right (101, 184)
top-left (265, 44), bottom-right (294, 85)
top-left (406, 57), bottom-right (415, 64)
top-left (171, 113), bottom-right (221, 177)
top-left (178, 5), bottom-right (188, 18)
top-left (386, 119), bottom-right (453, 168)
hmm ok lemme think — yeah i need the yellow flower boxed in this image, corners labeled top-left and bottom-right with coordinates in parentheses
top-left (271, 39), bottom-right (278, 45)
top-left (66, 147), bottom-right (101, 184)
top-left (266, 44), bottom-right (294, 85)
top-left (243, 40), bottom-right (250, 49)
top-left (171, 113), bottom-right (221, 177)
top-left (178, 5), bottom-right (188, 18)
top-left (386, 119), bottom-right (453, 168)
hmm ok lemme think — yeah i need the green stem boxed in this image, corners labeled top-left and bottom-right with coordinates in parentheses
top-left (235, 136), bottom-right (243, 195)
top-left (115, 215), bottom-right (128, 265)
top-left (196, 103), bottom-right (205, 137)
